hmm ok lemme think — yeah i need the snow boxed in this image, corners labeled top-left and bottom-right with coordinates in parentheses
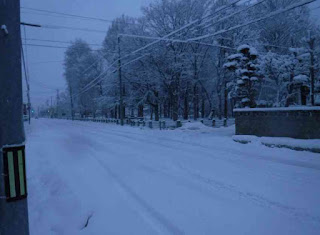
top-left (178, 121), bottom-right (209, 131)
top-left (1, 25), bottom-right (8, 35)
top-left (241, 75), bottom-right (249, 80)
top-left (249, 47), bottom-right (258, 56)
top-left (227, 53), bottom-right (242, 60)
top-left (26, 119), bottom-right (320, 234)
top-left (237, 79), bottom-right (244, 85)
top-left (237, 44), bottom-right (251, 52)
top-left (241, 97), bottom-right (250, 103)
top-left (223, 61), bottom-right (237, 68)
top-left (294, 74), bottom-right (309, 82)
top-left (233, 135), bottom-right (320, 153)
top-left (234, 106), bottom-right (320, 112)
top-left (250, 76), bottom-right (259, 81)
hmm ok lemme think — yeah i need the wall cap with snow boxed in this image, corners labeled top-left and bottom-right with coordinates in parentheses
top-left (234, 106), bottom-right (320, 112)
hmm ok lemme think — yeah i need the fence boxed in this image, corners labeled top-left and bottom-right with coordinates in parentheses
top-left (59, 117), bottom-right (235, 130)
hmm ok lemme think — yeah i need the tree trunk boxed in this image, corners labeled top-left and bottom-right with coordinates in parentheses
top-left (201, 95), bottom-right (205, 119)
top-left (172, 95), bottom-right (178, 121)
top-left (224, 82), bottom-right (228, 119)
top-left (183, 89), bottom-right (189, 120)
top-left (309, 38), bottom-right (315, 106)
top-left (218, 92), bottom-right (222, 120)
top-left (193, 85), bottom-right (198, 120)
top-left (154, 104), bottom-right (159, 121)
top-left (154, 91), bottom-right (160, 121)
top-left (138, 104), bottom-right (144, 117)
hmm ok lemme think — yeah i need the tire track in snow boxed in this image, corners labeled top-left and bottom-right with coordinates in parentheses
top-left (66, 123), bottom-right (320, 227)
top-left (171, 165), bottom-right (320, 225)
top-left (71, 121), bottom-right (320, 171)
top-left (44, 120), bottom-right (320, 228)
top-left (91, 155), bottom-right (184, 235)
top-left (68, 121), bottom-right (320, 189)
top-left (133, 163), bottom-right (320, 226)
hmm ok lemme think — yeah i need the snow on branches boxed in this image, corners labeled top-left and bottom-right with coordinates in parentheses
top-left (224, 45), bottom-right (261, 108)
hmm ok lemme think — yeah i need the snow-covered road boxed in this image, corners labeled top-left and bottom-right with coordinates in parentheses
top-left (26, 119), bottom-right (320, 235)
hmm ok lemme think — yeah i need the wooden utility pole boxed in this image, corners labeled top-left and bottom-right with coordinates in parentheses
top-left (21, 38), bottom-right (31, 124)
top-left (117, 35), bottom-right (124, 125)
top-left (0, 0), bottom-right (30, 234)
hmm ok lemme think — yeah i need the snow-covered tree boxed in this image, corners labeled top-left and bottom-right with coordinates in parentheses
top-left (224, 45), bottom-right (261, 108)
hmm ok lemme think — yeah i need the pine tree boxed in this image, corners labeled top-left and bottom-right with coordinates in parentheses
top-left (224, 45), bottom-right (261, 108)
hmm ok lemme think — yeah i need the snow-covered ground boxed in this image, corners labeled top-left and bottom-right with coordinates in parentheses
top-left (25, 119), bottom-right (320, 235)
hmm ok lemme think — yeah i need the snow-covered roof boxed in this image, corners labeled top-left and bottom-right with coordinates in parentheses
top-left (234, 106), bottom-right (320, 112)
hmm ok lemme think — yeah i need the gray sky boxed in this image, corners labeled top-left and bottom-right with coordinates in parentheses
top-left (21, 0), bottom-right (320, 108)
top-left (21, 0), bottom-right (151, 107)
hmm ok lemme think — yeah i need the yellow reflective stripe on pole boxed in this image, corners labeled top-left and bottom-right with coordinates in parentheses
top-left (7, 152), bottom-right (16, 198)
top-left (18, 150), bottom-right (25, 196)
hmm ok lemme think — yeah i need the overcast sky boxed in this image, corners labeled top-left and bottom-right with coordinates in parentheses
top-left (21, 0), bottom-right (320, 108)
top-left (21, 0), bottom-right (151, 107)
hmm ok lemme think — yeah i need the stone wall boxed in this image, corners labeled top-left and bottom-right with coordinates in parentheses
top-left (234, 107), bottom-right (320, 139)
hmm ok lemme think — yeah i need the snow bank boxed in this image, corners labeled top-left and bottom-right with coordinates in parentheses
top-left (179, 121), bottom-right (210, 131)
top-left (233, 135), bottom-right (320, 153)
top-left (261, 137), bottom-right (320, 153)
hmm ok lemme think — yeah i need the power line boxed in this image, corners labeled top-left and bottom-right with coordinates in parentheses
top-left (73, 54), bottom-right (149, 99)
top-left (188, 0), bottom-right (316, 41)
top-left (66, 0), bottom-right (247, 102)
top-left (23, 38), bottom-right (102, 47)
top-left (112, 0), bottom-right (244, 62)
top-left (41, 24), bottom-right (106, 33)
top-left (200, 0), bottom-right (267, 31)
top-left (73, 0), bottom-right (316, 99)
top-left (30, 60), bottom-right (64, 65)
top-left (22, 43), bottom-right (76, 49)
top-left (21, 21), bottom-right (107, 33)
top-left (22, 43), bottom-right (103, 51)
top-left (119, 33), bottom-right (236, 50)
top-left (21, 7), bottom-right (115, 23)
top-left (77, 0), bottom-right (243, 80)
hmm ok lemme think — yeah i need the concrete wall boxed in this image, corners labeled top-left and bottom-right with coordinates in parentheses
top-left (234, 107), bottom-right (320, 139)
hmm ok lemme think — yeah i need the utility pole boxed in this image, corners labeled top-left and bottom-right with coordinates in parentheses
top-left (117, 35), bottom-right (124, 126)
top-left (56, 89), bottom-right (60, 118)
top-left (69, 86), bottom-right (74, 120)
top-left (21, 38), bottom-right (31, 124)
top-left (0, 0), bottom-right (30, 234)
top-left (51, 96), bottom-right (53, 118)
